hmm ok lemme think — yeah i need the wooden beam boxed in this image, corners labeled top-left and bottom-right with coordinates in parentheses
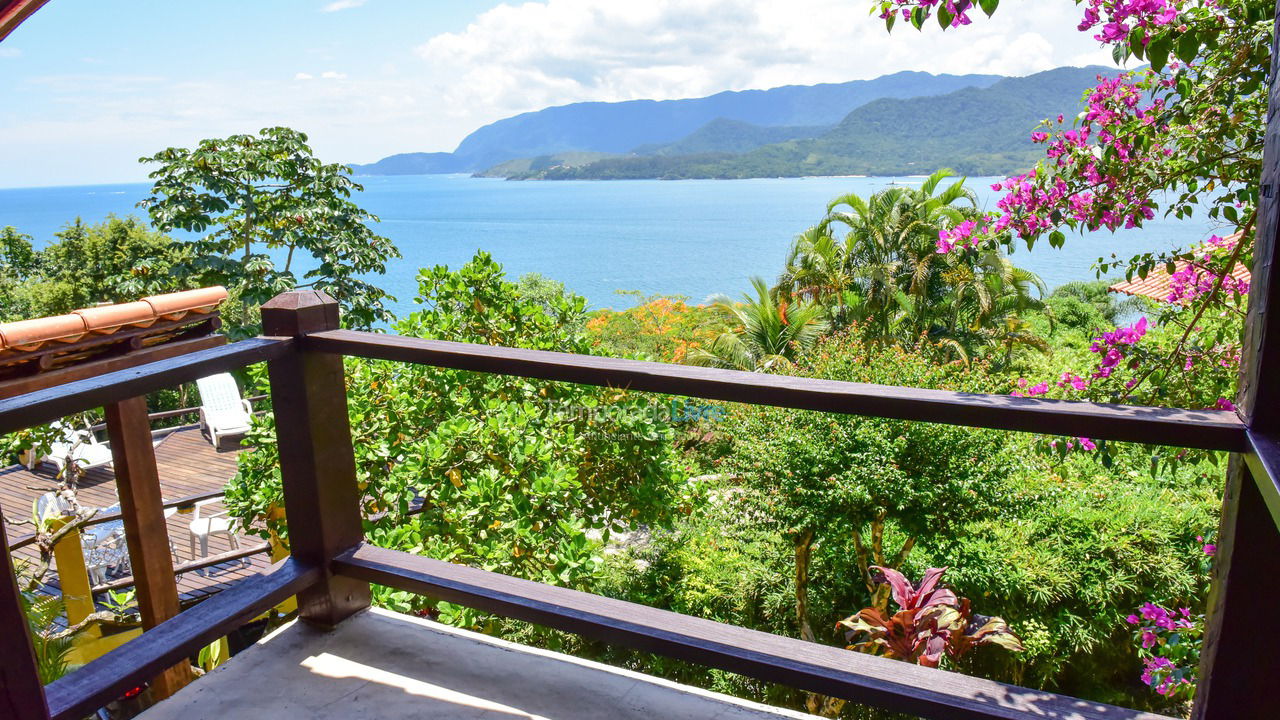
top-left (260, 291), bottom-right (369, 628)
top-left (7, 489), bottom-right (226, 553)
top-left (1242, 430), bottom-right (1280, 529)
top-left (0, 334), bottom-right (225, 400)
top-left (1193, 8), bottom-right (1280, 717)
top-left (0, 337), bottom-right (289, 436)
top-left (90, 541), bottom-right (271, 594)
top-left (0, 0), bottom-right (50, 42)
top-left (307, 329), bottom-right (1247, 452)
top-left (0, 510), bottom-right (50, 720)
top-left (104, 397), bottom-right (192, 699)
top-left (1191, 458), bottom-right (1280, 719)
top-left (334, 543), bottom-right (1171, 720)
top-left (43, 558), bottom-right (320, 720)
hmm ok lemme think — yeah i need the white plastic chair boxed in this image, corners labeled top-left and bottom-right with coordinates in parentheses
top-left (29, 422), bottom-right (113, 474)
top-left (188, 498), bottom-right (244, 571)
top-left (196, 374), bottom-right (253, 448)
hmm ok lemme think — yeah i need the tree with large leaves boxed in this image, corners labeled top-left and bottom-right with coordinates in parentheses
top-left (138, 126), bottom-right (400, 336)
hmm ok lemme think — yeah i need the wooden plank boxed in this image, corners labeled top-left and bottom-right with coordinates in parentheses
top-left (334, 543), bottom-right (1171, 720)
top-left (1242, 431), bottom-right (1280, 528)
top-left (0, 0), bottom-right (51, 42)
top-left (308, 329), bottom-right (1247, 452)
top-left (260, 291), bottom-right (369, 628)
top-left (0, 337), bottom-right (290, 436)
top-left (1191, 457), bottom-right (1280, 719)
top-left (8, 490), bottom-right (225, 552)
top-left (91, 542), bottom-right (270, 594)
top-left (43, 558), bottom-right (320, 720)
top-left (0, 508), bottom-right (51, 720)
top-left (0, 335), bottom-right (225, 399)
top-left (103, 397), bottom-right (192, 699)
top-left (1192, 11), bottom-right (1280, 717)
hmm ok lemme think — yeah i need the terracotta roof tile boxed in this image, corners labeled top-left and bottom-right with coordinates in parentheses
top-left (144, 286), bottom-right (229, 319)
top-left (1108, 233), bottom-right (1250, 304)
top-left (0, 286), bottom-right (229, 354)
top-left (75, 301), bottom-right (155, 333)
top-left (0, 314), bottom-right (88, 350)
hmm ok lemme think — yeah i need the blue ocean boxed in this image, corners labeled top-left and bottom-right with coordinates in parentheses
top-left (0, 174), bottom-right (1222, 315)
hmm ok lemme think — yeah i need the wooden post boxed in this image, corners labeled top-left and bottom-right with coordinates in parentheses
top-left (1193, 6), bottom-right (1280, 718)
top-left (261, 290), bottom-right (369, 628)
top-left (104, 397), bottom-right (192, 699)
top-left (1, 509), bottom-right (51, 720)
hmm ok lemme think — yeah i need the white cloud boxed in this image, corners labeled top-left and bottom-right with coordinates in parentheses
top-left (322, 0), bottom-right (368, 12)
top-left (0, 47), bottom-right (20, 58)
top-left (413, 0), bottom-right (1115, 123)
top-left (1, 0), bottom-right (1123, 186)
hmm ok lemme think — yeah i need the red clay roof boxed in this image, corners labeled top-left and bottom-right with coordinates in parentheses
top-left (1108, 233), bottom-right (1249, 304)
top-left (0, 287), bottom-right (227, 352)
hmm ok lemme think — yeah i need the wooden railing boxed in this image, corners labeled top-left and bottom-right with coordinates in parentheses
top-left (3, 285), bottom-right (1278, 720)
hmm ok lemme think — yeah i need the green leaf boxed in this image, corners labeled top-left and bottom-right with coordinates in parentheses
top-left (911, 7), bottom-right (926, 30)
top-left (1147, 36), bottom-right (1170, 73)
top-left (1128, 26), bottom-right (1146, 60)
top-left (978, 0), bottom-right (999, 17)
top-left (1175, 32), bottom-right (1200, 63)
top-left (937, 6), bottom-right (952, 29)
top-left (1049, 230), bottom-right (1066, 249)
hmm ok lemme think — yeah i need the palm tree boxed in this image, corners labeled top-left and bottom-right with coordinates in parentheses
top-left (689, 277), bottom-right (829, 372)
top-left (777, 169), bottom-right (1051, 364)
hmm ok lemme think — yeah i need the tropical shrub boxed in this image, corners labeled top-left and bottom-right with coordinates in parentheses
top-left (688, 277), bottom-right (828, 371)
top-left (585, 292), bottom-right (729, 363)
top-left (888, 0), bottom-right (1264, 414)
top-left (226, 253), bottom-right (687, 622)
top-left (710, 332), bottom-right (1016, 648)
top-left (838, 566), bottom-right (1023, 668)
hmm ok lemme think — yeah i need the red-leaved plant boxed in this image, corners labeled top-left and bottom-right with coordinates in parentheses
top-left (837, 566), bottom-right (1023, 668)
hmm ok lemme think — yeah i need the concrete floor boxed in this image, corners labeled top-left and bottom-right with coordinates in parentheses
top-left (137, 608), bottom-right (821, 719)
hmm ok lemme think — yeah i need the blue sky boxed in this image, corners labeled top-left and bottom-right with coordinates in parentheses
top-left (0, 0), bottom-right (1115, 188)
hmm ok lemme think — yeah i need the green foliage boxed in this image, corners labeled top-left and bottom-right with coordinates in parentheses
top-left (226, 252), bottom-right (686, 623)
top-left (20, 590), bottom-right (74, 684)
top-left (688, 278), bottom-right (828, 371)
top-left (585, 293), bottom-right (730, 363)
top-left (777, 171), bottom-right (1049, 366)
top-left (138, 126), bottom-right (400, 335)
top-left (1046, 280), bottom-right (1144, 335)
top-left (1, 216), bottom-right (182, 321)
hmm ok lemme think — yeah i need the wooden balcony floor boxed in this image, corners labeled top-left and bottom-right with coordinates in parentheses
top-left (1, 427), bottom-right (271, 606)
top-left (135, 607), bottom-right (819, 720)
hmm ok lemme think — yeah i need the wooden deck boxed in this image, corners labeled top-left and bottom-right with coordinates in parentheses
top-left (1, 427), bottom-right (272, 606)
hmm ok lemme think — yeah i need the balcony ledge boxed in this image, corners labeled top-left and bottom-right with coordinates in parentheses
top-left (136, 607), bottom-right (820, 720)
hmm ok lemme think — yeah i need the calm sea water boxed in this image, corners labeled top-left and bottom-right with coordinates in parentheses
top-left (0, 174), bottom-right (1221, 314)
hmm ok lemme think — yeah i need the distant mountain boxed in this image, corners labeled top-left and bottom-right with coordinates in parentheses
top-left (632, 118), bottom-right (831, 156)
top-left (509, 66), bottom-right (1113, 180)
top-left (348, 152), bottom-right (470, 175)
top-left (474, 152), bottom-right (616, 178)
top-left (349, 71), bottom-right (1004, 174)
